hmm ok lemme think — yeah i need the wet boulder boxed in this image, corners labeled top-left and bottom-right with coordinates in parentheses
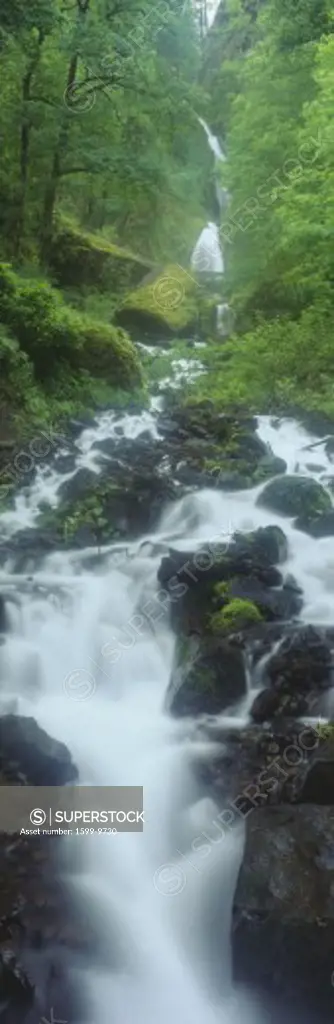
top-left (157, 527), bottom-right (293, 637)
top-left (0, 950), bottom-right (34, 1021)
top-left (294, 509), bottom-right (334, 538)
top-left (58, 466), bottom-right (99, 505)
top-left (166, 635), bottom-right (247, 717)
top-left (158, 526), bottom-right (287, 592)
top-left (233, 805), bottom-right (334, 1024)
top-left (297, 756), bottom-right (334, 803)
top-left (257, 475), bottom-right (331, 518)
top-left (228, 574), bottom-right (302, 622)
top-left (0, 715), bottom-right (77, 785)
top-left (0, 529), bottom-right (62, 573)
top-left (250, 626), bottom-right (333, 723)
top-left (232, 525), bottom-right (288, 565)
top-left (196, 717), bottom-right (322, 806)
top-left (250, 684), bottom-right (310, 723)
top-left (0, 597), bottom-right (7, 633)
top-left (268, 626), bottom-right (333, 694)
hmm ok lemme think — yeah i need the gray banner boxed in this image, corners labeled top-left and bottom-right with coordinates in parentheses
top-left (0, 786), bottom-right (143, 834)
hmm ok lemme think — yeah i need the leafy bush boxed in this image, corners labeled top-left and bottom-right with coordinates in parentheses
top-left (186, 304), bottom-right (334, 418)
top-left (0, 262), bottom-right (142, 387)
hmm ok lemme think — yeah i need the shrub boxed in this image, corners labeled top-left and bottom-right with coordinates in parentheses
top-left (0, 262), bottom-right (142, 387)
top-left (185, 304), bottom-right (334, 418)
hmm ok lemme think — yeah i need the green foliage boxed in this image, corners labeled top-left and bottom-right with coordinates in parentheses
top-left (62, 492), bottom-right (111, 547)
top-left (0, 0), bottom-right (209, 264)
top-left (0, 323), bottom-right (39, 421)
top-left (43, 479), bottom-right (124, 547)
top-left (185, 305), bottom-right (334, 419)
top-left (213, 581), bottom-right (230, 598)
top-left (0, 261), bottom-right (142, 386)
top-left (207, 0), bottom-right (334, 323)
top-left (315, 721), bottom-right (334, 741)
top-left (210, 598), bottom-right (263, 633)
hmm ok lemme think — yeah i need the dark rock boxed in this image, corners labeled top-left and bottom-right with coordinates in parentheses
top-left (212, 471), bottom-right (250, 490)
top-left (196, 717), bottom-right (320, 806)
top-left (297, 758), bottom-right (334, 803)
top-left (254, 453), bottom-right (287, 479)
top-left (136, 429), bottom-right (153, 443)
top-left (157, 527), bottom-right (296, 638)
top-left (250, 626), bottom-right (333, 723)
top-left (52, 453), bottom-right (77, 475)
top-left (233, 525), bottom-right (288, 565)
top-left (0, 530), bottom-right (61, 573)
top-left (325, 436), bottom-right (334, 459)
top-left (67, 415), bottom-right (97, 438)
top-left (233, 805), bottom-right (334, 1024)
top-left (167, 635), bottom-right (246, 717)
top-left (0, 716), bottom-right (77, 785)
top-left (91, 437), bottom-right (117, 457)
top-left (250, 685), bottom-right (309, 723)
top-left (0, 950), bottom-right (34, 1020)
top-left (257, 474), bottom-right (331, 518)
top-left (294, 510), bottom-right (334, 538)
top-left (268, 626), bottom-right (333, 694)
top-left (58, 467), bottom-right (99, 505)
top-left (228, 574), bottom-right (302, 621)
top-left (158, 528), bottom-right (286, 593)
top-left (0, 597), bottom-right (7, 633)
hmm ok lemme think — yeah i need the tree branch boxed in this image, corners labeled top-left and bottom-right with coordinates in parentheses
top-left (29, 95), bottom-right (58, 107)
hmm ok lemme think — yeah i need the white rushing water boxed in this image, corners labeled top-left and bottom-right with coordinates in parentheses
top-left (0, 396), bottom-right (334, 1022)
top-left (198, 118), bottom-right (226, 163)
top-left (191, 119), bottom-right (226, 274)
top-left (191, 221), bottom-right (224, 274)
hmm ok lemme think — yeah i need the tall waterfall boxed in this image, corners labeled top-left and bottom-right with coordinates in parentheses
top-left (191, 118), bottom-right (226, 276)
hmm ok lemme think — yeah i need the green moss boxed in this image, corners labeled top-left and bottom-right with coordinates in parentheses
top-left (117, 264), bottom-right (202, 335)
top-left (213, 581), bottom-right (230, 598)
top-left (0, 261), bottom-right (142, 387)
top-left (210, 598), bottom-right (263, 633)
top-left (48, 217), bottom-right (153, 293)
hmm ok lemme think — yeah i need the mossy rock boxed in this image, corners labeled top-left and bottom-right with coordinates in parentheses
top-left (0, 261), bottom-right (142, 387)
top-left (257, 475), bottom-right (331, 519)
top-left (210, 598), bottom-right (263, 634)
top-left (48, 219), bottom-right (153, 293)
top-left (116, 264), bottom-right (202, 339)
top-left (167, 634), bottom-right (247, 717)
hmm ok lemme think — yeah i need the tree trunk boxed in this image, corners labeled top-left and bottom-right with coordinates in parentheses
top-left (40, 2), bottom-right (90, 261)
top-left (14, 32), bottom-right (44, 257)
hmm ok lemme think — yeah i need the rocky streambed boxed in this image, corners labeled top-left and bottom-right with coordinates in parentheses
top-left (1, 378), bottom-right (334, 1023)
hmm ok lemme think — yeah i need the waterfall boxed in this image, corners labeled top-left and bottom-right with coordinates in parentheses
top-left (191, 118), bottom-right (230, 334)
top-left (1, 400), bottom-right (334, 1023)
top-left (191, 221), bottom-right (224, 274)
top-left (198, 117), bottom-right (226, 162)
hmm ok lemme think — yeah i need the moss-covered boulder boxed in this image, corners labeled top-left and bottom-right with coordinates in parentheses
top-left (116, 264), bottom-right (201, 340)
top-left (257, 475), bottom-right (331, 518)
top-left (210, 598), bottom-right (263, 634)
top-left (48, 220), bottom-right (152, 293)
top-left (167, 634), bottom-right (247, 717)
top-left (0, 262), bottom-right (142, 387)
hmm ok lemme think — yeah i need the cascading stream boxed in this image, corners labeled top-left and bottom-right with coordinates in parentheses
top-left (0, 395), bottom-right (334, 1023)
